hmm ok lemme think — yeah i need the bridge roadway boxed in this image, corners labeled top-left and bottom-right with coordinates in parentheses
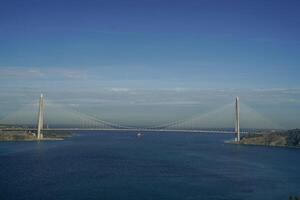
top-left (1, 128), bottom-right (247, 134)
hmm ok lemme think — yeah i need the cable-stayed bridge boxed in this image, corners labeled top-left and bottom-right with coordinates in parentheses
top-left (0, 94), bottom-right (282, 141)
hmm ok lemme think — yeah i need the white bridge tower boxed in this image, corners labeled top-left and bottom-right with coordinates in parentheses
top-left (235, 96), bottom-right (240, 142)
top-left (37, 93), bottom-right (44, 140)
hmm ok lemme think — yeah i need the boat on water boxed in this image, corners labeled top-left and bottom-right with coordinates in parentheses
top-left (137, 133), bottom-right (144, 137)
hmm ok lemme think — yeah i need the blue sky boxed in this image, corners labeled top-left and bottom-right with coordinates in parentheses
top-left (0, 0), bottom-right (300, 128)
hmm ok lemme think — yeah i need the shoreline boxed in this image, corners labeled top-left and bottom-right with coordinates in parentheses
top-left (0, 137), bottom-right (65, 142)
top-left (225, 140), bottom-right (300, 149)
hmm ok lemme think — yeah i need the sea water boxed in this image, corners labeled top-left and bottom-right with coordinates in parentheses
top-left (0, 131), bottom-right (299, 200)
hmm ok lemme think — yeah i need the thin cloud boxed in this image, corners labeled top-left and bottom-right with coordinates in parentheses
top-left (0, 67), bottom-right (44, 78)
top-left (109, 87), bottom-right (131, 92)
top-left (0, 67), bottom-right (88, 79)
top-left (55, 69), bottom-right (88, 79)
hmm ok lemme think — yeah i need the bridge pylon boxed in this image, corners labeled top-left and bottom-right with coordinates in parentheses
top-left (235, 96), bottom-right (240, 142)
top-left (37, 93), bottom-right (44, 140)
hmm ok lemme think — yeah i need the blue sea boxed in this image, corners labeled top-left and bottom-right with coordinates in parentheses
top-left (0, 131), bottom-right (299, 200)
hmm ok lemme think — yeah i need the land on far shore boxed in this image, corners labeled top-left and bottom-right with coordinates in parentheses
top-left (0, 124), bottom-right (73, 141)
top-left (231, 129), bottom-right (300, 148)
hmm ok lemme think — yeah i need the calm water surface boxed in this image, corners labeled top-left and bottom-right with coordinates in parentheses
top-left (0, 131), bottom-right (299, 200)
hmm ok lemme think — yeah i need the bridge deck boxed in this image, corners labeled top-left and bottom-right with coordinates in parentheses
top-left (1, 128), bottom-right (246, 134)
